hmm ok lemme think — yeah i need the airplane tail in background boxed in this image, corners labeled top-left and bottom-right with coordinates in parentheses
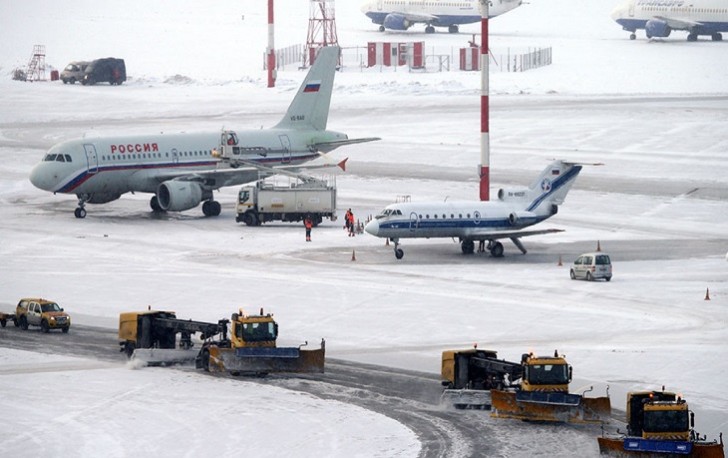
top-left (274, 46), bottom-right (339, 132)
top-left (525, 160), bottom-right (583, 212)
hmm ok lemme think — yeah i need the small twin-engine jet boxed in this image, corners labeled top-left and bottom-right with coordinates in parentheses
top-left (29, 46), bottom-right (378, 218)
top-left (365, 160), bottom-right (586, 259)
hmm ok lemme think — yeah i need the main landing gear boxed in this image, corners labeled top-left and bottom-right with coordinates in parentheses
top-left (202, 200), bottom-right (221, 217)
top-left (463, 239), bottom-right (506, 257)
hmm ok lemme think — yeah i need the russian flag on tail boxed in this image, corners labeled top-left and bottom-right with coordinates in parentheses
top-left (303, 80), bottom-right (321, 93)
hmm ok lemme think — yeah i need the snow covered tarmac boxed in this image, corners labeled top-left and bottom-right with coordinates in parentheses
top-left (1, 0), bottom-right (727, 456)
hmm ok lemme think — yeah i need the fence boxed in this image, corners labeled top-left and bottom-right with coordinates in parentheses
top-left (490, 47), bottom-right (552, 73)
top-left (262, 44), bottom-right (304, 70)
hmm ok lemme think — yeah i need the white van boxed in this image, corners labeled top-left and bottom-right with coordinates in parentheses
top-left (570, 252), bottom-right (612, 281)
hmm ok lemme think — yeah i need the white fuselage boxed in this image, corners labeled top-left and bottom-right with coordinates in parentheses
top-left (361, 0), bottom-right (523, 28)
top-left (611, 0), bottom-right (728, 36)
top-left (29, 129), bottom-right (342, 200)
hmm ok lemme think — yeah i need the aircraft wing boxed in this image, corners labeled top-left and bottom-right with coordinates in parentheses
top-left (393, 10), bottom-right (439, 23)
top-left (313, 137), bottom-right (381, 153)
top-left (471, 228), bottom-right (564, 240)
top-left (148, 158), bottom-right (347, 189)
top-left (654, 15), bottom-right (703, 30)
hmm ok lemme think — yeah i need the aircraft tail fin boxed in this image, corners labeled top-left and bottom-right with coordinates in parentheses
top-left (524, 160), bottom-right (583, 212)
top-left (274, 46), bottom-right (339, 131)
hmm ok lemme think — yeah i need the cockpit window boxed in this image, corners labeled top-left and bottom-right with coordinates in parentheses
top-left (44, 154), bottom-right (57, 162)
top-left (56, 155), bottom-right (65, 162)
top-left (376, 208), bottom-right (403, 219)
top-left (65, 154), bottom-right (72, 162)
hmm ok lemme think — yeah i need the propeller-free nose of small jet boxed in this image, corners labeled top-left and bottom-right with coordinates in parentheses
top-left (364, 218), bottom-right (379, 236)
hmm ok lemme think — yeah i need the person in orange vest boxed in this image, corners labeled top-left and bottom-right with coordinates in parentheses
top-left (346, 209), bottom-right (355, 237)
top-left (304, 215), bottom-right (313, 242)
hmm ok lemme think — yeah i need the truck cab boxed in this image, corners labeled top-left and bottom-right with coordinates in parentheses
top-left (230, 309), bottom-right (279, 349)
top-left (520, 352), bottom-right (572, 392)
top-left (627, 391), bottom-right (690, 440)
top-left (16, 298), bottom-right (71, 333)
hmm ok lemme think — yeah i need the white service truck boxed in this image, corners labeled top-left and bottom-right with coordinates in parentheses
top-left (236, 179), bottom-right (337, 226)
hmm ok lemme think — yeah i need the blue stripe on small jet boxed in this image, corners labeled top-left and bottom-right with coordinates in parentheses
top-left (377, 215), bottom-right (547, 232)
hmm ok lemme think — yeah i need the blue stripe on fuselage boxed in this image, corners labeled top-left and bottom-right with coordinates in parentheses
top-left (366, 12), bottom-right (482, 26)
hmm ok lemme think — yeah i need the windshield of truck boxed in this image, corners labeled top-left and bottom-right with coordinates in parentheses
top-left (240, 321), bottom-right (276, 342)
top-left (527, 364), bottom-right (569, 385)
top-left (643, 409), bottom-right (689, 433)
top-left (40, 302), bottom-right (61, 312)
top-left (238, 190), bottom-right (250, 203)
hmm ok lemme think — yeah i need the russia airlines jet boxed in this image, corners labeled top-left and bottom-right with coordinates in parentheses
top-left (365, 160), bottom-right (583, 259)
top-left (361, 0), bottom-right (523, 34)
top-left (29, 46), bottom-right (378, 219)
top-left (611, 0), bottom-right (728, 41)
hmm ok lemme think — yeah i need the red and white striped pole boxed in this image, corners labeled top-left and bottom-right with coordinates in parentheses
top-left (479, 0), bottom-right (490, 201)
top-left (267, 0), bottom-right (276, 88)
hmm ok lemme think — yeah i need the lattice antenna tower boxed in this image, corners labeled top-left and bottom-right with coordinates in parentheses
top-left (26, 45), bottom-right (47, 81)
top-left (303, 0), bottom-right (339, 67)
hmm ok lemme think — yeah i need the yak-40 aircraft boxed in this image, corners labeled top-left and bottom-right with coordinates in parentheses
top-left (361, 0), bottom-right (523, 34)
top-left (611, 0), bottom-right (728, 41)
top-left (365, 160), bottom-right (584, 259)
top-left (29, 46), bottom-right (378, 219)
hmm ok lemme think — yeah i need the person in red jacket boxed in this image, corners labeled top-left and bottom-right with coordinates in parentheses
top-left (304, 216), bottom-right (313, 242)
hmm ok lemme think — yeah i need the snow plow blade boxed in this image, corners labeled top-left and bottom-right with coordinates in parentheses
top-left (440, 389), bottom-right (492, 410)
top-left (491, 389), bottom-right (610, 423)
top-left (131, 348), bottom-right (197, 366)
top-left (202, 340), bottom-right (325, 375)
top-left (597, 436), bottom-right (725, 458)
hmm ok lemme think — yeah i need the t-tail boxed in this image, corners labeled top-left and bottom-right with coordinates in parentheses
top-left (274, 46), bottom-right (339, 131)
top-left (498, 160), bottom-right (583, 216)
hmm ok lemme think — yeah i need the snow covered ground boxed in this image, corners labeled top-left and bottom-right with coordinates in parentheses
top-left (1, 0), bottom-right (727, 457)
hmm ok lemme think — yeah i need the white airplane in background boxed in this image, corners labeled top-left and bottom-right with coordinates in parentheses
top-left (361, 0), bottom-right (523, 34)
top-left (365, 160), bottom-right (584, 259)
top-left (29, 46), bottom-right (378, 219)
top-left (611, 0), bottom-right (728, 41)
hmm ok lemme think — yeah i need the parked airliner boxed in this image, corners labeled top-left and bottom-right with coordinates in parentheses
top-left (29, 46), bottom-right (378, 219)
top-left (361, 0), bottom-right (523, 33)
top-left (365, 160), bottom-right (584, 259)
top-left (611, 0), bottom-right (728, 41)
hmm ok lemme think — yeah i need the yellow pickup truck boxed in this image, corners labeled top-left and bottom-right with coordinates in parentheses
top-left (15, 298), bottom-right (71, 333)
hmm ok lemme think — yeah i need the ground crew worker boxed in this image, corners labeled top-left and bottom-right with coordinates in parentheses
top-left (304, 216), bottom-right (313, 242)
top-left (346, 209), bottom-right (355, 237)
top-left (344, 208), bottom-right (352, 233)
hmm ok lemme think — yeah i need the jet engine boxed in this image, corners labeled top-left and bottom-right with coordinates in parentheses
top-left (497, 187), bottom-right (529, 202)
top-left (383, 13), bottom-right (411, 31)
top-left (156, 180), bottom-right (203, 212)
top-left (645, 19), bottom-right (671, 38)
top-left (508, 211), bottom-right (537, 226)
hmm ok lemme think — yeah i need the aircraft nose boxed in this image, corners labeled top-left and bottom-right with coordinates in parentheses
top-left (364, 218), bottom-right (379, 236)
top-left (29, 162), bottom-right (56, 191)
top-left (610, 2), bottom-right (627, 20)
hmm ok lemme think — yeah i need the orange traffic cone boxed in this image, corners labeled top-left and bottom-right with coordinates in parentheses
top-left (351, 250), bottom-right (356, 261)
top-left (705, 288), bottom-right (711, 301)
top-left (596, 240), bottom-right (602, 252)
top-left (558, 255), bottom-right (563, 266)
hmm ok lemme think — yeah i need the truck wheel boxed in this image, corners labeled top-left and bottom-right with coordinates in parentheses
top-left (19, 316), bottom-right (28, 330)
top-left (62, 326), bottom-right (70, 334)
top-left (0, 319), bottom-right (5, 328)
top-left (41, 320), bottom-right (49, 333)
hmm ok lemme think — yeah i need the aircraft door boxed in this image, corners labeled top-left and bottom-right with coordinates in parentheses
top-left (278, 135), bottom-right (291, 163)
top-left (377, 0), bottom-right (383, 11)
top-left (83, 144), bottom-right (99, 174)
top-left (473, 211), bottom-right (482, 225)
top-left (628, 2), bottom-right (634, 17)
top-left (409, 212), bottom-right (419, 233)
top-left (171, 148), bottom-right (179, 164)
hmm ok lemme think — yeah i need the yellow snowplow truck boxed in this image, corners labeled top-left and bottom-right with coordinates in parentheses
top-left (440, 347), bottom-right (524, 409)
top-left (489, 351), bottom-right (611, 423)
top-left (196, 309), bottom-right (325, 376)
top-left (119, 310), bottom-right (228, 365)
top-left (598, 389), bottom-right (724, 457)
